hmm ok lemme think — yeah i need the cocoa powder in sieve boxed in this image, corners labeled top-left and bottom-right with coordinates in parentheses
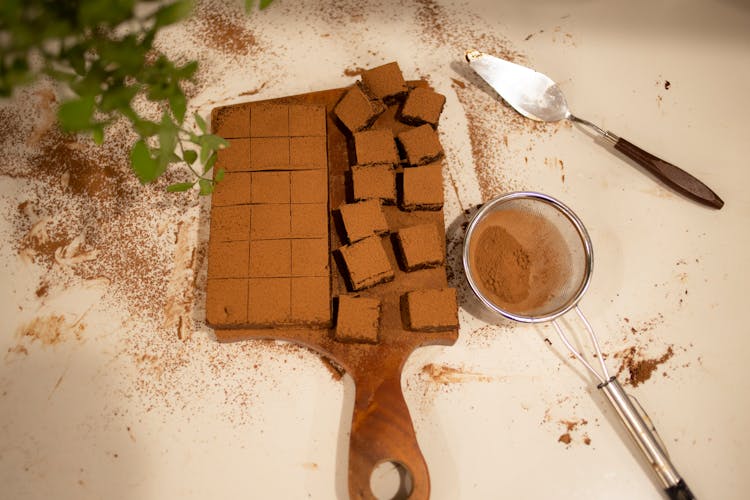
top-left (469, 209), bottom-right (571, 316)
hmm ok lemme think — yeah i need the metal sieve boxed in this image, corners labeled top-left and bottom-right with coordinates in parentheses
top-left (463, 192), bottom-right (695, 500)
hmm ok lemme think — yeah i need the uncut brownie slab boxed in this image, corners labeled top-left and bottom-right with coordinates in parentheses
top-left (206, 102), bottom-right (331, 329)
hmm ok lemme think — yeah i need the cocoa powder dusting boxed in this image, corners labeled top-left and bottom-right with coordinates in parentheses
top-left (470, 209), bottom-right (571, 316)
top-left (616, 346), bottom-right (675, 387)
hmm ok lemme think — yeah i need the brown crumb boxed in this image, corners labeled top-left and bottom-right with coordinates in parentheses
top-left (558, 433), bottom-right (571, 444)
top-left (665, 80), bottom-right (671, 90)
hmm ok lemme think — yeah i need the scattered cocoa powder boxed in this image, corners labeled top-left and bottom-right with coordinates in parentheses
top-left (189, 3), bottom-right (260, 56)
top-left (469, 208), bottom-right (572, 316)
top-left (616, 346), bottom-right (675, 387)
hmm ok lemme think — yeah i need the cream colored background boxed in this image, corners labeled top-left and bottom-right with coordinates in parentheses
top-left (1, 0), bottom-right (749, 498)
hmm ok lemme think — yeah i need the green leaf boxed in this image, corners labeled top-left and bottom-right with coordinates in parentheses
top-left (167, 182), bottom-right (195, 192)
top-left (194, 112), bottom-right (208, 133)
top-left (133, 119), bottom-right (160, 137)
top-left (203, 151), bottom-right (218, 173)
top-left (57, 95), bottom-right (96, 131)
top-left (175, 60), bottom-right (198, 80)
top-left (154, 0), bottom-right (193, 28)
top-left (244, 0), bottom-right (256, 12)
top-left (183, 149), bottom-right (198, 164)
top-left (260, 0), bottom-right (275, 9)
top-left (214, 167), bottom-right (225, 182)
top-left (198, 178), bottom-right (214, 195)
top-left (100, 85), bottom-right (138, 112)
top-left (169, 91), bottom-right (186, 123)
top-left (158, 113), bottom-right (178, 170)
top-left (130, 140), bottom-right (160, 183)
top-left (92, 126), bottom-right (104, 145)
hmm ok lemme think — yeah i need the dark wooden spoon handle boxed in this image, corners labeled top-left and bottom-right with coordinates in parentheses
top-left (613, 137), bottom-right (724, 209)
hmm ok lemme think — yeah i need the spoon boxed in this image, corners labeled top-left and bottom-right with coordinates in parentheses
top-left (465, 50), bottom-right (724, 209)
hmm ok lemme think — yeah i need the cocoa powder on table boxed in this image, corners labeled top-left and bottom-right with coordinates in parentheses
top-left (469, 209), bottom-right (571, 316)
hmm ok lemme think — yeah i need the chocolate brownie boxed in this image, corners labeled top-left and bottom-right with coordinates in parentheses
top-left (251, 171), bottom-right (290, 204)
top-left (291, 276), bottom-right (331, 326)
top-left (339, 199), bottom-right (389, 243)
top-left (361, 62), bottom-right (408, 103)
top-left (403, 288), bottom-right (458, 331)
top-left (212, 172), bottom-right (252, 206)
top-left (214, 107), bottom-right (250, 138)
top-left (400, 87), bottom-right (446, 127)
top-left (216, 138), bottom-right (251, 172)
top-left (290, 136), bottom-right (327, 170)
top-left (291, 203), bottom-right (328, 238)
top-left (291, 169), bottom-right (328, 203)
top-left (354, 129), bottom-right (399, 166)
top-left (208, 240), bottom-right (250, 278)
top-left (339, 235), bottom-right (395, 291)
top-left (397, 124), bottom-right (444, 166)
top-left (250, 204), bottom-right (291, 240)
top-left (289, 104), bottom-right (326, 136)
top-left (334, 295), bottom-right (381, 344)
top-left (395, 223), bottom-right (444, 271)
top-left (333, 82), bottom-right (386, 133)
top-left (206, 278), bottom-right (248, 326)
top-left (351, 164), bottom-right (396, 204)
top-left (248, 277), bottom-right (290, 325)
top-left (211, 205), bottom-right (251, 242)
top-left (400, 161), bottom-right (444, 211)
top-left (250, 104), bottom-right (289, 137)
top-left (249, 239), bottom-right (291, 277)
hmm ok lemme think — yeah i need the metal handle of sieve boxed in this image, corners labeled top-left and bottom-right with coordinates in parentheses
top-left (598, 376), bottom-right (695, 499)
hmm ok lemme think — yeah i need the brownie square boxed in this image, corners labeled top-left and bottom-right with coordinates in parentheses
top-left (206, 278), bottom-right (248, 325)
top-left (354, 129), bottom-right (399, 166)
top-left (250, 137), bottom-right (290, 170)
top-left (397, 124), bottom-right (444, 166)
top-left (291, 170), bottom-right (327, 203)
top-left (403, 288), bottom-right (459, 331)
top-left (208, 240), bottom-right (250, 278)
top-left (339, 235), bottom-right (395, 291)
top-left (290, 136), bottom-right (327, 170)
top-left (248, 277), bottom-right (290, 325)
top-left (212, 172), bottom-right (252, 206)
top-left (249, 239), bottom-right (291, 277)
top-left (401, 162), bottom-right (444, 210)
top-left (395, 223), bottom-right (444, 271)
top-left (333, 82), bottom-right (386, 133)
top-left (291, 203), bottom-right (328, 238)
top-left (250, 104), bottom-right (289, 137)
top-left (213, 107), bottom-right (250, 138)
top-left (361, 62), bottom-right (408, 103)
top-left (250, 204), bottom-right (290, 240)
top-left (251, 171), bottom-right (290, 204)
top-left (339, 199), bottom-right (389, 243)
top-left (289, 105), bottom-right (326, 136)
top-left (291, 238), bottom-right (329, 276)
top-left (351, 164), bottom-right (396, 204)
top-left (291, 276), bottom-right (331, 326)
top-left (400, 87), bottom-right (446, 127)
top-left (216, 138), bottom-right (251, 172)
top-left (211, 205), bottom-right (251, 242)
top-left (334, 294), bottom-right (381, 344)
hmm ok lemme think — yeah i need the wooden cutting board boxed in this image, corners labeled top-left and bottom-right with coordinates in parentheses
top-left (210, 83), bottom-right (458, 500)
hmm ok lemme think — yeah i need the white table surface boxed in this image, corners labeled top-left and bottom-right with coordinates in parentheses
top-left (1, 0), bottom-right (749, 498)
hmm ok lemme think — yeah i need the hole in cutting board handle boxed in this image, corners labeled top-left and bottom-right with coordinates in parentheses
top-left (370, 460), bottom-right (414, 500)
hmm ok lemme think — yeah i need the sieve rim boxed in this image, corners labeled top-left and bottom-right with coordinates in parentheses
top-left (462, 191), bottom-right (594, 323)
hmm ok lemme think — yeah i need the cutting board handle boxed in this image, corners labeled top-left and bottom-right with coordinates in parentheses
top-left (347, 372), bottom-right (430, 500)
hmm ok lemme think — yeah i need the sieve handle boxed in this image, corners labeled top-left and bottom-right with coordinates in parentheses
top-left (598, 377), bottom-right (695, 498)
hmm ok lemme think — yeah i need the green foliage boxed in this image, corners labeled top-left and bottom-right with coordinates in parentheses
top-left (0, 0), bottom-right (274, 194)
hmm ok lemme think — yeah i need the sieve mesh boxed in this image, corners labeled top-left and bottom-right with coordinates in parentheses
top-left (465, 193), bottom-right (592, 322)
